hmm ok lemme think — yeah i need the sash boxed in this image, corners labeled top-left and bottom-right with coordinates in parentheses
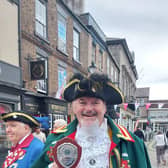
top-left (2, 148), bottom-right (26, 168)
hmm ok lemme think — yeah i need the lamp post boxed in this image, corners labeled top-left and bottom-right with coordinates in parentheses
top-left (88, 61), bottom-right (97, 74)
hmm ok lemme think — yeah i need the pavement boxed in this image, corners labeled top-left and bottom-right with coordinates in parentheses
top-left (146, 140), bottom-right (168, 168)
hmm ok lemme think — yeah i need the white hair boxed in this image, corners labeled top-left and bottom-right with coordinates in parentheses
top-left (53, 119), bottom-right (67, 129)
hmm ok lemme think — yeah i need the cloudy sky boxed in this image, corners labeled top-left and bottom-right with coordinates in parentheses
top-left (84, 0), bottom-right (168, 100)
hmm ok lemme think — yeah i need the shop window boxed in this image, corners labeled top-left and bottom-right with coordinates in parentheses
top-left (0, 103), bottom-right (13, 149)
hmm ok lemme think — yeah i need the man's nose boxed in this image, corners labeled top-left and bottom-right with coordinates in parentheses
top-left (6, 126), bottom-right (11, 132)
top-left (85, 103), bottom-right (93, 111)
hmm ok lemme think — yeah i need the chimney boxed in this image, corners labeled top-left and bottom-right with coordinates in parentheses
top-left (63, 0), bottom-right (84, 15)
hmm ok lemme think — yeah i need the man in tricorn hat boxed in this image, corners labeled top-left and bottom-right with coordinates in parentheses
top-left (31, 72), bottom-right (151, 168)
top-left (1, 111), bottom-right (44, 168)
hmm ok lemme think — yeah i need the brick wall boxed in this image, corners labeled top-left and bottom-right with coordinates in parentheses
top-left (21, 0), bottom-right (90, 96)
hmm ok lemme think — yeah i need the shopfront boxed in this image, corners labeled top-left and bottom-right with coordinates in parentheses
top-left (45, 98), bottom-right (68, 129)
top-left (21, 93), bottom-right (68, 130)
top-left (0, 85), bottom-right (21, 166)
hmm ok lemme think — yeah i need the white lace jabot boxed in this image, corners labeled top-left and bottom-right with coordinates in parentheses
top-left (75, 119), bottom-right (111, 168)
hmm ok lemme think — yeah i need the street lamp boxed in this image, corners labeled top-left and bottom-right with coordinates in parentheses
top-left (88, 61), bottom-right (97, 74)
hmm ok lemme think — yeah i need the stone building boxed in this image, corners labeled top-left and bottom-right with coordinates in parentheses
top-left (136, 88), bottom-right (168, 136)
top-left (148, 100), bottom-right (168, 132)
top-left (135, 87), bottom-right (150, 130)
top-left (106, 38), bottom-right (138, 131)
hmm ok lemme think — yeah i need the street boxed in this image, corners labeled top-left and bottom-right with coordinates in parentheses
top-left (146, 140), bottom-right (168, 168)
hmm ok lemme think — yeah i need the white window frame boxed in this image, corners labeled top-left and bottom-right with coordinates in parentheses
top-left (36, 53), bottom-right (47, 93)
top-left (73, 29), bottom-right (80, 62)
top-left (111, 65), bottom-right (114, 81)
top-left (35, 0), bottom-right (47, 38)
top-left (107, 56), bottom-right (110, 76)
top-left (56, 66), bottom-right (67, 99)
top-left (98, 50), bottom-right (103, 70)
top-left (57, 13), bottom-right (67, 53)
top-left (92, 43), bottom-right (96, 63)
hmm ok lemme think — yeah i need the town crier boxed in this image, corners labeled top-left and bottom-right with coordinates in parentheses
top-left (31, 72), bottom-right (151, 168)
top-left (1, 111), bottom-right (44, 168)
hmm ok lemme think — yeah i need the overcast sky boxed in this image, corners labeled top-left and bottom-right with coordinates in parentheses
top-left (84, 0), bottom-right (168, 100)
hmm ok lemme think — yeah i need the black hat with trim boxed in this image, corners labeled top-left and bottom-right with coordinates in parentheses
top-left (63, 73), bottom-right (124, 105)
top-left (1, 111), bottom-right (40, 128)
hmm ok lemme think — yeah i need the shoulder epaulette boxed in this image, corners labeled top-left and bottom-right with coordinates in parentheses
top-left (51, 125), bottom-right (67, 134)
top-left (116, 124), bottom-right (135, 142)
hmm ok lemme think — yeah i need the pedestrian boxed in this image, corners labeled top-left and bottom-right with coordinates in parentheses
top-left (31, 72), bottom-right (151, 168)
top-left (134, 126), bottom-right (145, 141)
top-left (1, 111), bottom-right (44, 168)
top-left (33, 126), bottom-right (46, 143)
top-left (154, 130), bottom-right (166, 167)
top-left (53, 119), bottom-right (67, 132)
top-left (166, 129), bottom-right (168, 138)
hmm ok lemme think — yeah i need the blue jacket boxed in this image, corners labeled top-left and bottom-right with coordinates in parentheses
top-left (3, 134), bottom-right (44, 168)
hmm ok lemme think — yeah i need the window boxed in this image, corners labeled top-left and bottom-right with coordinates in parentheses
top-left (56, 66), bottom-right (67, 99)
top-left (140, 98), bottom-right (145, 106)
top-left (92, 43), bottom-right (96, 63)
top-left (58, 13), bottom-right (67, 53)
top-left (73, 29), bottom-right (80, 62)
top-left (36, 53), bottom-right (48, 93)
top-left (111, 65), bottom-right (114, 81)
top-left (35, 0), bottom-right (47, 38)
top-left (107, 56), bottom-right (110, 76)
top-left (98, 50), bottom-right (103, 70)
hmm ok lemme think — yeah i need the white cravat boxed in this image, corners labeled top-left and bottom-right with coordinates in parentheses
top-left (75, 119), bottom-right (111, 168)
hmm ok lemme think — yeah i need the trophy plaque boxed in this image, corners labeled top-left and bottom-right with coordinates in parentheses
top-left (53, 137), bottom-right (82, 168)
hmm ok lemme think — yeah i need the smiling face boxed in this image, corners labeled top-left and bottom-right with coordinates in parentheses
top-left (5, 121), bottom-right (30, 145)
top-left (71, 97), bottom-right (107, 126)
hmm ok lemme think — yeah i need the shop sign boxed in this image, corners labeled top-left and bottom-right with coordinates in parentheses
top-left (49, 104), bottom-right (67, 114)
top-left (24, 103), bottom-right (39, 114)
top-left (30, 60), bottom-right (45, 80)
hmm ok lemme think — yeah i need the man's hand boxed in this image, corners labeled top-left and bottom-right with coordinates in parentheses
top-left (48, 162), bottom-right (58, 168)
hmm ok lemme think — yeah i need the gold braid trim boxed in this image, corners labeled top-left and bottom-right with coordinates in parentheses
top-left (63, 79), bottom-right (80, 92)
top-left (110, 158), bottom-right (113, 168)
top-left (108, 127), bottom-right (121, 168)
top-left (1, 112), bottom-right (39, 126)
top-left (117, 125), bottom-right (133, 141)
top-left (108, 128), bottom-right (113, 168)
top-left (113, 148), bottom-right (121, 168)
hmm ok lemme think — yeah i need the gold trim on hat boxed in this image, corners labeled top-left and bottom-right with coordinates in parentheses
top-left (77, 84), bottom-right (86, 92)
top-left (63, 79), bottom-right (80, 94)
top-left (1, 112), bottom-right (39, 126)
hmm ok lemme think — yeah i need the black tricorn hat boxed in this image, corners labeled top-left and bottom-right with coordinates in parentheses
top-left (63, 73), bottom-right (124, 105)
top-left (1, 111), bottom-right (40, 128)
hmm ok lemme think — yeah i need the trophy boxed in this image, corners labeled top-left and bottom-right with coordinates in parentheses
top-left (52, 137), bottom-right (82, 168)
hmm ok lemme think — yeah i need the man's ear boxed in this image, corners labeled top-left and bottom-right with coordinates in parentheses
top-left (24, 123), bottom-right (30, 131)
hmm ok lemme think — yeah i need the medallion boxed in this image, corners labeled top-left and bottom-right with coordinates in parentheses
top-left (53, 137), bottom-right (82, 168)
